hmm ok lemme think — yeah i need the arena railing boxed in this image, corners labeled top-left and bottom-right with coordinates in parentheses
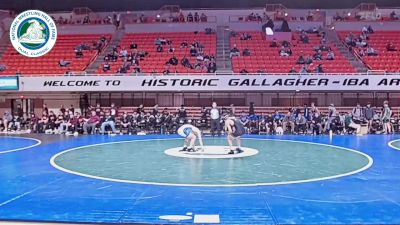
top-left (3, 72), bottom-right (400, 77)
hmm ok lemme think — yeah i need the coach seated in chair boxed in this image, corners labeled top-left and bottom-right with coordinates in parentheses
top-left (100, 112), bottom-right (118, 134)
top-left (344, 113), bottom-right (361, 135)
top-left (295, 114), bottom-right (307, 134)
top-left (311, 112), bottom-right (323, 135)
top-left (83, 111), bottom-right (100, 134)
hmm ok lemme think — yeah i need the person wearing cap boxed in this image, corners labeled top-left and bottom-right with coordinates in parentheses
top-left (224, 115), bottom-right (246, 154)
top-left (177, 124), bottom-right (204, 152)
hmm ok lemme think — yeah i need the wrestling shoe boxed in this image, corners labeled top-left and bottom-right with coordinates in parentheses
top-left (179, 147), bottom-right (188, 152)
top-left (228, 150), bottom-right (235, 154)
top-left (235, 148), bottom-right (243, 154)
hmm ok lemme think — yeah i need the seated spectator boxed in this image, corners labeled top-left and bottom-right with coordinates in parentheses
top-left (367, 25), bottom-right (374, 34)
top-left (207, 61), bottom-right (217, 73)
top-left (230, 44), bottom-right (240, 58)
top-left (190, 46), bottom-right (198, 56)
top-left (279, 46), bottom-right (291, 57)
top-left (240, 69), bottom-right (249, 74)
top-left (386, 42), bottom-right (397, 51)
top-left (130, 42), bottom-right (138, 49)
top-left (366, 46), bottom-right (378, 56)
top-left (358, 48), bottom-right (365, 57)
top-left (58, 59), bottom-right (71, 67)
top-left (270, 38), bottom-right (279, 47)
top-left (75, 49), bottom-right (83, 58)
top-left (0, 64), bottom-right (7, 72)
top-left (289, 67), bottom-right (297, 74)
top-left (313, 50), bottom-right (323, 60)
top-left (181, 57), bottom-right (193, 69)
top-left (297, 54), bottom-right (306, 64)
top-left (181, 40), bottom-right (189, 48)
top-left (316, 64), bottom-right (324, 73)
top-left (355, 38), bottom-right (367, 47)
top-left (187, 12), bottom-right (193, 22)
top-left (167, 56), bottom-right (179, 66)
top-left (300, 32), bottom-right (309, 44)
top-left (390, 11), bottom-right (399, 20)
top-left (205, 28), bottom-right (214, 34)
top-left (156, 45), bottom-right (163, 52)
top-left (243, 48), bottom-right (251, 56)
top-left (168, 46), bottom-right (175, 53)
top-left (240, 33), bottom-right (252, 40)
top-left (83, 111), bottom-right (100, 134)
top-left (196, 54), bottom-right (204, 61)
top-left (200, 13), bottom-right (207, 22)
top-left (299, 66), bottom-right (309, 74)
top-left (305, 56), bottom-right (313, 64)
top-left (103, 62), bottom-right (111, 72)
top-left (194, 12), bottom-right (200, 22)
top-left (326, 50), bottom-right (335, 60)
top-left (282, 40), bottom-right (291, 47)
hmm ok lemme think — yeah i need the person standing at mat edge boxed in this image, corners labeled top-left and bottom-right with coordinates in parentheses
top-left (210, 102), bottom-right (221, 137)
top-left (177, 124), bottom-right (204, 152)
top-left (225, 115), bottom-right (246, 154)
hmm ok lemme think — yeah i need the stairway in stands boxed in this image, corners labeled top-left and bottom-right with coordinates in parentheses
top-left (0, 32), bottom-right (10, 60)
top-left (85, 28), bottom-right (125, 74)
top-left (215, 25), bottom-right (233, 73)
top-left (325, 28), bottom-right (369, 73)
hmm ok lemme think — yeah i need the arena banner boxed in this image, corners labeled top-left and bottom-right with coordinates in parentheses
top-left (16, 75), bottom-right (400, 92)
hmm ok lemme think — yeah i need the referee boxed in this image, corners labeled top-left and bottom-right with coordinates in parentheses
top-left (210, 102), bottom-right (221, 137)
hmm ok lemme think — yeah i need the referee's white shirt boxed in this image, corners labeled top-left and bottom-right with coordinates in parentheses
top-left (210, 108), bottom-right (220, 120)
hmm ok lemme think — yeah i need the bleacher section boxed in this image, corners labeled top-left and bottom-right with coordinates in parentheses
top-left (104, 106), bottom-right (400, 120)
top-left (97, 32), bottom-right (216, 74)
top-left (0, 34), bottom-right (111, 75)
top-left (231, 32), bottom-right (357, 73)
top-left (339, 31), bottom-right (400, 72)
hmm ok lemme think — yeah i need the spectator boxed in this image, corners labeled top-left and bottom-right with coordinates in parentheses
top-left (390, 11), bottom-right (399, 20)
top-left (240, 69), bottom-right (249, 74)
top-left (270, 38), bottom-right (279, 47)
top-left (230, 44), bottom-right (240, 58)
top-left (187, 12), bottom-right (193, 22)
top-left (207, 61), bottom-right (217, 73)
top-left (156, 45), bottom-right (163, 52)
top-left (243, 48), bottom-right (251, 56)
top-left (300, 66), bottom-right (309, 74)
top-left (279, 46), bottom-right (291, 57)
top-left (83, 111), bottom-right (100, 134)
top-left (75, 49), bottom-right (83, 58)
top-left (130, 42), bottom-right (138, 49)
top-left (300, 32), bottom-right (309, 44)
top-left (366, 46), bottom-right (378, 56)
top-left (181, 57), bottom-right (193, 69)
top-left (59, 59), bottom-right (71, 67)
top-left (181, 40), bottom-right (189, 48)
top-left (190, 46), bottom-right (198, 56)
top-left (0, 64), bottom-right (6, 72)
top-left (297, 53), bottom-right (306, 64)
top-left (194, 12), bottom-right (200, 22)
top-left (103, 62), bottom-right (111, 72)
top-left (167, 56), bottom-right (179, 66)
top-left (313, 50), bottom-right (323, 60)
top-left (386, 42), bottom-right (397, 51)
top-left (240, 33), bottom-right (252, 40)
top-left (200, 13), bottom-right (207, 22)
top-left (289, 67), bottom-right (297, 73)
top-left (326, 50), bottom-right (335, 60)
top-left (315, 64), bottom-right (324, 73)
